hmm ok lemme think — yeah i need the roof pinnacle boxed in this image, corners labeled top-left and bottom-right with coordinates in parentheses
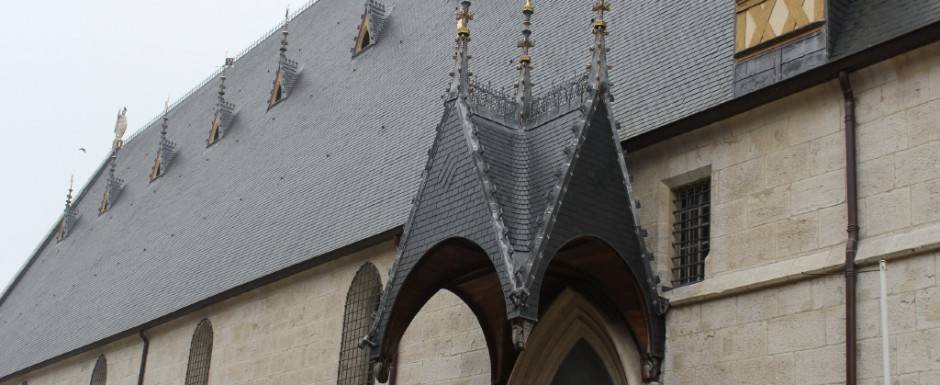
top-left (587, 0), bottom-right (611, 93)
top-left (515, 0), bottom-right (535, 126)
top-left (219, 55), bottom-right (235, 104)
top-left (160, 99), bottom-right (170, 139)
top-left (65, 173), bottom-right (75, 208)
top-left (280, 7), bottom-right (290, 59)
top-left (448, 1), bottom-right (474, 98)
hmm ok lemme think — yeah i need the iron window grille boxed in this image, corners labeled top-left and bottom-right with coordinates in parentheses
top-left (337, 263), bottom-right (383, 385)
top-left (89, 355), bottom-right (107, 385)
top-left (671, 179), bottom-right (711, 286)
top-left (185, 319), bottom-right (214, 385)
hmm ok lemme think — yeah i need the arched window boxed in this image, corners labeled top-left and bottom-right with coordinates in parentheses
top-left (337, 263), bottom-right (383, 385)
top-left (89, 355), bottom-right (107, 385)
top-left (185, 318), bottom-right (214, 385)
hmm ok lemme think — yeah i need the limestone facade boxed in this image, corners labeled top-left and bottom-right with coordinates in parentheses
top-left (1, 242), bottom-right (489, 385)
top-left (628, 39), bottom-right (940, 384)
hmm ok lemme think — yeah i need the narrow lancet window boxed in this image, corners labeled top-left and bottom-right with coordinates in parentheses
top-left (337, 263), bottom-right (382, 385)
top-left (185, 319), bottom-right (214, 385)
top-left (89, 355), bottom-right (107, 385)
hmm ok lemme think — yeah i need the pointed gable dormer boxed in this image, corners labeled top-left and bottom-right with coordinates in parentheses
top-left (207, 58), bottom-right (237, 147)
top-left (353, 0), bottom-right (387, 55)
top-left (366, 2), bottom-right (666, 383)
top-left (269, 8), bottom-right (303, 109)
top-left (55, 175), bottom-right (80, 242)
top-left (100, 108), bottom-right (127, 215)
top-left (151, 101), bottom-right (177, 181)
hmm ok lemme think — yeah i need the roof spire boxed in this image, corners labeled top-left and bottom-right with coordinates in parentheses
top-left (65, 173), bottom-right (75, 208)
top-left (448, 1), bottom-right (474, 98)
top-left (219, 54), bottom-right (234, 105)
top-left (515, 0), bottom-right (535, 126)
top-left (280, 6), bottom-right (290, 59)
top-left (160, 98), bottom-right (170, 139)
top-left (109, 107), bottom-right (127, 176)
top-left (587, 0), bottom-right (611, 93)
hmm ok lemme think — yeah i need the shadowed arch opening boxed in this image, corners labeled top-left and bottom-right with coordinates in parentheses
top-left (185, 318), bottom-right (214, 385)
top-left (508, 289), bottom-right (642, 385)
top-left (89, 354), bottom-right (106, 385)
top-left (338, 263), bottom-right (383, 385)
top-left (530, 236), bottom-right (655, 375)
top-left (377, 237), bottom-right (515, 385)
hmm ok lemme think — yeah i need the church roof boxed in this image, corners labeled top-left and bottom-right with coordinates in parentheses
top-left (2, 0), bottom-right (939, 379)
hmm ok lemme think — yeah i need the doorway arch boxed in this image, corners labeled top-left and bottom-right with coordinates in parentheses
top-left (507, 289), bottom-right (643, 385)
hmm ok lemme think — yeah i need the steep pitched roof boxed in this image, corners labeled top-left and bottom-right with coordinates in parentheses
top-left (1, 0), bottom-right (939, 379)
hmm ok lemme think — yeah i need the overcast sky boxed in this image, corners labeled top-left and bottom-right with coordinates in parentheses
top-left (0, 1), bottom-right (317, 293)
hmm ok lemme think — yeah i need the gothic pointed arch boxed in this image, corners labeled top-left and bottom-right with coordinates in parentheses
top-left (89, 355), bottom-right (107, 385)
top-left (508, 289), bottom-right (642, 385)
top-left (185, 318), bottom-right (214, 385)
top-left (337, 263), bottom-right (383, 385)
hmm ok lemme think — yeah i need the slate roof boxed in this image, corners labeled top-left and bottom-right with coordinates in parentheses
top-left (1, 0), bottom-right (939, 379)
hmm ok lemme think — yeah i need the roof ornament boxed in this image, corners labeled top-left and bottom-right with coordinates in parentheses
top-left (209, 56), bottom-right (238, 146)
top-left (280, 7), bottom-right (290, 60)
top-left (219, 56), bottom-right (234, 105)
top-left (514, 0), bottom-right (535, 127)
top-left (152, 98), bottom-right (178, 180)
top-left (448, 1), bottom-right (474, 98)
top-left (587, 0), bottom-right (611, 93)
top-left (100, 108), bottom-right (127, 214)
top-left (56, 174), bottom-right (81, 241)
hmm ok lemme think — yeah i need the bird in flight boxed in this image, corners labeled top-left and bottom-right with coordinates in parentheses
top-left (78, 148), bottom-right (86, 153)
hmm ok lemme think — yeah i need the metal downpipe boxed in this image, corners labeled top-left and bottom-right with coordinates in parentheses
top-left (137, 330), bottom-right (150, 385)
top-left (839, 71), bottom-right (859, 385)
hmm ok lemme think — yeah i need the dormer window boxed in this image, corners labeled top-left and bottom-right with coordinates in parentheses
top-left (208, 59), bottom-right (237, 146)
top-left (150, 137), bottom-right (177, 181)
top-left (352, 0), bottom-right (387, 56)
top-left (269, 67), bottom-right (284, 107)
top-left (735, 0), bottom-right (825, 57)
top-left (207, 110), bottom-right (222, 146)
top-left (354, 13), bottom-right (372, 54)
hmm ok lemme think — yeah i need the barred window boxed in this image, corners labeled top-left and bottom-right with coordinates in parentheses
top-left (671, 179), bottom-right (711, 286)
top-left (185, 319), bottom-right (214, 385)
top-left (337, 263), bottom-right (383, 385)
top-left (89, 355), bottom-right (107, 385)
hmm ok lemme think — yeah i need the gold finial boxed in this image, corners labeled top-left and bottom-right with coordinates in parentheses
top-left (592, 0), bottom-right (610, 28)
top-left (523, 0), bottom-right (533, 14)
top-left (456, 1), bottom-right (474, 36)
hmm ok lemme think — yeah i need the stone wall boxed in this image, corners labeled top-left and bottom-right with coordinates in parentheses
top-left (2, 241), bottom-right (490, 385)
top-left (628, 39), bottom-right (940, 384)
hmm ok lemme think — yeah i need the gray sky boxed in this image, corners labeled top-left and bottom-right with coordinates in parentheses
top-left (0, 1), bottom-right (316, 293)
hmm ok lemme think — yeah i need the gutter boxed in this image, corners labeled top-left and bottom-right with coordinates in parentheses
top-left (137, 330), bottom-right (150, 385)
top-left (839, 71), bottom-right (859, 385)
